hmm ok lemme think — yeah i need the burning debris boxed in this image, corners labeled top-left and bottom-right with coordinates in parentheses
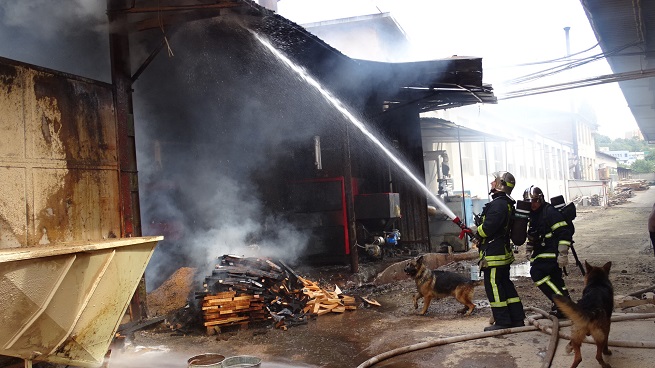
top-left (197, 255), bottom-right (374, 333)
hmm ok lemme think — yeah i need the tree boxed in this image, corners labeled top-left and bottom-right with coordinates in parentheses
top-left (630, 159), bottom-right (655, 173)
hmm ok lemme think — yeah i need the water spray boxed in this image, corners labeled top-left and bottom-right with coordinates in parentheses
top-left (251, 32), bottom-right (476, 240)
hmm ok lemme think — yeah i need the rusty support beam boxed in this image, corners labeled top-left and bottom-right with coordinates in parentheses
top-left (108, 0), bottom-right (147, 321)
top-left (343, 125), bottom-right (358, 273)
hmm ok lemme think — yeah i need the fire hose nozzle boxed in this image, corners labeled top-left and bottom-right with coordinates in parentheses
top-left (453, 217), bottom-right (475, 241)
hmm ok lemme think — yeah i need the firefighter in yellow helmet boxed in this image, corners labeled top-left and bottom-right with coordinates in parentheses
top-left (474, 171), bottom-right (526, 331)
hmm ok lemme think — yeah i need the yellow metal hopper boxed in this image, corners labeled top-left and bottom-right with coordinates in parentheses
top-left (0, 236), bottom-right (162, 367)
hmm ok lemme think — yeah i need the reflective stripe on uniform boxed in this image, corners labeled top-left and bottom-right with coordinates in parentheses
top-left (489, 268), bottom-right (506, 307)
top-left (477, 224), bottom-right (487, 238)
top-left (559, 240), bottom-right (572, 246)
top-left (534, 275), bottom-right (563, 295)
top-left (530, 252), bottom-right (556, 262)
top-left (507, 297), bottom-right (522, 304)
top-left (485, 252), bottom-right (515, 267)
top-left (551, 221), bottom-right (567, 231)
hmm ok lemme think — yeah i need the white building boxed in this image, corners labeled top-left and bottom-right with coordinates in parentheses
top-left (601, 149), bottom-right (645, 166)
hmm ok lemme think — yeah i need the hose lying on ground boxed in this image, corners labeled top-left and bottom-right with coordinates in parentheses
top-left (557, 313), bottom-right (655, 348)
top-left (628, 285), bottom-right (655, 298)
top-left (355, 324), bottom-right (538, 368)
top-left (525, 307), bottom-right (560, 368)
top-left (355, 311), bottom-right (655, 368)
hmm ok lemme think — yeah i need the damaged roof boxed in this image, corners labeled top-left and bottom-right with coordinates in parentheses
top-left (118, 0), bottom-right (496, 113)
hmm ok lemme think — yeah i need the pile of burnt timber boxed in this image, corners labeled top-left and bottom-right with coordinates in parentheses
top-left (197, 255), bottom-right (366, 333)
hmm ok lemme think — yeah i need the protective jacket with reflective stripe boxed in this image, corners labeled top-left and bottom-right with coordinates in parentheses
top-left (477, 192), bottom-right (515, 267)
top-left (527, 202), bottom-right (573, 262)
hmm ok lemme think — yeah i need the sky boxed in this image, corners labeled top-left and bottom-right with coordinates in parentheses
top-left (276, 0), bottom-right (641, 140)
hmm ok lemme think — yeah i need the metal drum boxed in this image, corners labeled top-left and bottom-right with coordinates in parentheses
top-left (221, 355), bottom-right (262, 368)
top-left (187, 353), bottom-right (225, 367)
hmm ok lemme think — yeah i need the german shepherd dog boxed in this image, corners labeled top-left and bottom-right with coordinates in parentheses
top-left (553, 261), bottom-right (614, 368)
top-left (403, 255), bottom-right (483, 316)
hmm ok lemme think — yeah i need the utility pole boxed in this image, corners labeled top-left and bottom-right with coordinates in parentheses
top-left (565, 26), bottom-right (581, 180)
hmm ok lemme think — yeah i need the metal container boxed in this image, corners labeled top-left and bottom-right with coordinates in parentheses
top-left (187, 353), bottom-right (225, 367)
top-left (0, 236), bottom-right (162, 367)
top-left (221, 355), bottom-right (262, 368)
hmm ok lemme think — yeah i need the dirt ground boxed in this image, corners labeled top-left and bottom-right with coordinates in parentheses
top-left (108, 187), bottom-right (655, 368)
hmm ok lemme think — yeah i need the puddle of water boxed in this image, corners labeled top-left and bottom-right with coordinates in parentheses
top-left (466, 261), bottom-right (531, 281)
top-left (106, 345), bottom-right (315, 368)
top-left (510, 261), bottom-right (531, 279)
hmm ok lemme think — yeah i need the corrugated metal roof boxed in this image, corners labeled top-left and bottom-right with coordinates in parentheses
top-left (421, 117), bottom-right (507, 144)
top-left (581, 0), bottom-right (655, 141)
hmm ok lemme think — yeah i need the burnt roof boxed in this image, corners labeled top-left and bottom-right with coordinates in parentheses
top-left (121, 0), bottom-right (496, 113)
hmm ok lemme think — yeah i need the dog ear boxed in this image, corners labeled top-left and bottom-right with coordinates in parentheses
top-left (417, 255), bottom-right (424, 265)
top-left (584, 260), bottom-right (591, 272)
top-left (602, 261), bottom-right (612, 273)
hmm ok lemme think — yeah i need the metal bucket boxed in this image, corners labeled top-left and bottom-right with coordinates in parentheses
top-left (187, 353), bottom-right (225, 367)
top-left (221, 355), bottom-right (262, 368)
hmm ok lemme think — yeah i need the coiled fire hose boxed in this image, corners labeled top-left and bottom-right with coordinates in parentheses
top-left (355, 310), bottom-right (655, 368)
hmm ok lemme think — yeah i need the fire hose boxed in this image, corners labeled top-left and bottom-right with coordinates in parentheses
top-left (452, 216), bottom-right (478, 244)
top-left (355, 311), bottom-right (655, 368)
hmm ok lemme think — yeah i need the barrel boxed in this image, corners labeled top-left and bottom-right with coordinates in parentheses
top-left (187, 353), bottom-right (225, 367)
top-left (221, 355), bottom-right (262, 368)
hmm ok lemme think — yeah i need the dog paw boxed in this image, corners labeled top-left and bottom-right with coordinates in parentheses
top-left (604, 349), bottom-right (612, 356)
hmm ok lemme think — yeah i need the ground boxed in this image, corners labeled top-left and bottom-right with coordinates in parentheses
top-left (106, 187), bottom-right (655, 368)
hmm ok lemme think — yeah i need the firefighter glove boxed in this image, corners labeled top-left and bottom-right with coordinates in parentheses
top-left (525, 243), bottom-right (534, 261)
top-left (474, 213), bottom-right (483, 227)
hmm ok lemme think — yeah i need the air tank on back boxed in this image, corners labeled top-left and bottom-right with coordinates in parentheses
top-left (511, 199), bottom-right (530, 246)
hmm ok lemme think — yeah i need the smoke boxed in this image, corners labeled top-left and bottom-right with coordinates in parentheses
top-left (0, 0), bottom-right (369, 291)
top-left (0, 0), bottom-right (104, 37)
top-left (134, 16), bottom-right (348, 290)
top-left (0, 0), bottom-right (109, 81)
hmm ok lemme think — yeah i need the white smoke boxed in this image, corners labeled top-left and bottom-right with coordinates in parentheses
top-left (0, 0), bottom-right (105, 38)
top-left (0, 0), bottom-right (110, 81)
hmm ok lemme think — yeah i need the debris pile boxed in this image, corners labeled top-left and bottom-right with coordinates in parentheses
top-left (616, 179), bottom-right (649, 191)
top-left (197, 255), bottom-right (372, 333)
top-left (147, 267), bottom-right (197, 317)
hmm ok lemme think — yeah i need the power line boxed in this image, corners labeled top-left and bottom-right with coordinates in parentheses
top-left (498, 68), bottom-right (655, 100)
top-left (502, 41), bottom-right (642, 86)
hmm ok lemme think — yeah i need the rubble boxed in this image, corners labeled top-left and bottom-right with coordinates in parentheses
top-left (147, 267), bottom-right (197, 317)
top-left (197, 255), bottom-right (374, 334)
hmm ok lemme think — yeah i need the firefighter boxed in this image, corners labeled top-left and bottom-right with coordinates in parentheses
top-left (523, 185), bottom-right (572, 318)
top-left (474, 171), bottom-right (526, 331)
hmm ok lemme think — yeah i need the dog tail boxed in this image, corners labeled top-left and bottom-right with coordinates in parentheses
top-left (552, 295), bottom-right (587, 324)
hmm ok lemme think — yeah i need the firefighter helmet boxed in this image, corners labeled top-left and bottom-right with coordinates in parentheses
top-left (490, 171), bottom-right (515, 195)
top-left (523, 185), bottom-right (545, 203)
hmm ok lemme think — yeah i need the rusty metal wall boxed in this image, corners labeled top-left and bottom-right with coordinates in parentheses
top-left (0, 57), bottom-right (120, 248)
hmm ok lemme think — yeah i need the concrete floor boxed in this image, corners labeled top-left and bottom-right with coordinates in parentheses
top-left (104, 187), bottom-right (655, 368)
